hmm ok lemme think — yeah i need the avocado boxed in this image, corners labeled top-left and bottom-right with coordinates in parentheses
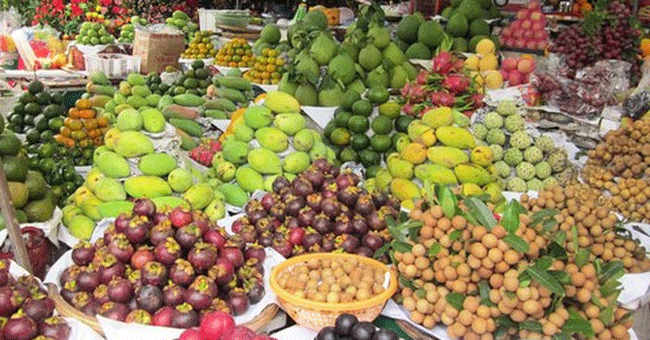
top-left (25, 171), bottom-right (47, 200)
top-left (0, 132), bottom-right (22, 156)
top-left (2, 155), bottom-right (28, 182)
top-left (23, 193), bottom-right (56, 222)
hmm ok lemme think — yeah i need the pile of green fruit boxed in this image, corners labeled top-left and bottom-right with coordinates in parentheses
top-left (165, 10), bottom-right (198, 42)
top-left (164, 60), bottom-right (212, 97)
top-left (205, 69), bottom-right (255, 119)
top-left (75, 21), bottom-right (115, 46)
top-left (0, 130), bottom-right (57, 226)
top-left (279, 4), bottom-right (416, 106)
top-left (396, 4), bottom-right (499, 56)
top-left (26, 142), bottom-right (85, 206)
top-left (5, 80), bottom-right (66, 137)
top-left (471, 100), bottom-right (573, 192)
top-left (118, 15), bottom-right (148, 43)
top-left (323, 86), bottom-right (414, 177)
top-left (252, 23), bottom-right (290, 55)
top-left (61, 109), bottom-right (226, 240)
top-left (145, 71), bottom-right (169, 96)
top-left (208, 91), bottom-right (337, 208)
top-left (103, 73), bottom-right (164, 120)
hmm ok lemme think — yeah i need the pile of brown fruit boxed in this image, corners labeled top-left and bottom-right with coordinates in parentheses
top-left (233, 160), bottom-right (397, 259)
top-left (0, 261), bottom-right (72, 340)
top-left (583, 119), bottom-right (650, 221)
top-left (521, 184), bottom-right (650, 273)
top-left (57, 198), bottom-right (266, 329)
top-left (389, 188), bottom-right (635, 340)
top-left (276, 256), bottom-right (386, 304)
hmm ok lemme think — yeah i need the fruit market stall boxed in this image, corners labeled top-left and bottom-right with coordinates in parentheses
top-left (1, 0), bottom-right (650, 339)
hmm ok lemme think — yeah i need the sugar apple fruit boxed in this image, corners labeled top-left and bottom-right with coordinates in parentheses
top-left (490, 144), bottom-right (503, 161)
top-left (516, 162), bottom-right (536, 180)
top-left (484, 112), bottom-right (504, 129)
top-left (535, 135), bottom-right (555, 153)
top-left (493, 160), bottom-right (511, 178)
top-left (507, 177), bottom-right (527, 192)
top-left (510, 131), bottom-right (532, 150)
top-left (534, 162), bottom-right (552, 179)
top-left (486, 129), bottom-right (506, 145)
top-left (543, 176), bottom-right (559, 188)
top-left (523, 146), bottom-right (543, 164)
top-left (548, 150), bottom-right (568, 172)
top-left (527, 178), bottom-right (543, 191)
top-left (496, 100), bottom-right (517, 116)
top-left (472, 123), bottom-right (488, 141)
top-left (504, 114), bottom-right (524, 133)
top-left (504, 148), bottom-right (523, 166)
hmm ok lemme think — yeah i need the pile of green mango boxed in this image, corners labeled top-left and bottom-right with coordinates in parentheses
top-left (278, 4), bottom-right (417, 107)
top-left (322, 87), bottom-right (416, 177)
top-left (208, 91), bottom-right (337, 207)
top-left (61, 112), bottom-right (226, 240)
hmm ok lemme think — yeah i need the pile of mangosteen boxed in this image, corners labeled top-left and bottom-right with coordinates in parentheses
top-left (233, 160), bottom-right (398, 259)
top-left (0, 260), bottom-right (71, 340)
top-left (58, 198), bottom-right (266, 329)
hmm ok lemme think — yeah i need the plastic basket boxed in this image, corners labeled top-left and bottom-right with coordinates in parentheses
top-left (83, 53), bottom-right (141, 78)
top-left (269, 253), bottom-right (397, 331)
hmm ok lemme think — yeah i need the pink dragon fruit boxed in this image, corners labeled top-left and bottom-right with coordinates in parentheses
top-left (432, 51), bottom-right (454, 75)
top-left (442, 74), bottom-right (470, 94)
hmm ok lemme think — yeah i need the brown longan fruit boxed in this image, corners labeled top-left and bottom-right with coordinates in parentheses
top-left (576, 288), bottom-right (591, 303)
top-left (488, 248), bottom-right (503, 263)
top-left (448, 322), bottom-right (466, 338)
top-left (503, 276), bottom-right (519, 292)
top-left (543, 322), bottom-right (558, 336)
top-left (438, 217), bottom-right (451, 231)
top-left (571, 272), bottom-right (586, 286)
top-left (471, 243), bottom-right (488, 259)
top-left (510, 310), bottom-right (526, 322)
top-left (471, 318), bottom-right (488, 334)
top-left (523, 300), bottom-right (542, 315)
top-left (516, 287), bottom-right (532, 301)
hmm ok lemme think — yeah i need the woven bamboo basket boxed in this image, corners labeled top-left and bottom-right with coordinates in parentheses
top-left (48, 283), bottom-right (280, 336)
top-left (270, 253), bottom-right (397, 331)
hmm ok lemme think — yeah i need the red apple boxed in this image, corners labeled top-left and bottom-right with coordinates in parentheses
top-left (508, 70), bottom-right (523, 85)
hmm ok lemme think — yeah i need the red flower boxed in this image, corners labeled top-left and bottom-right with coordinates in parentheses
top-left (70, 3), bottom-right (83, 16)
top-left (112, 5), bottom-right (120, 13)
top-left (100, 0), bottom-right (111, 6)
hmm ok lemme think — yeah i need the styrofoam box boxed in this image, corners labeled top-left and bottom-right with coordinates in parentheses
top-left (84, 53), bottom-right (141, 78)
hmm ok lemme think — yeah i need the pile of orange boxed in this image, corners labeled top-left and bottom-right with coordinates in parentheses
top-left (181, 31), bottom-right (218, 59)
top-left (243, 48), bottom-right (286, 85)
top-left (53, 98), bottom-right (109, 148)
top-left (215, 38), bottom-right (255, 68)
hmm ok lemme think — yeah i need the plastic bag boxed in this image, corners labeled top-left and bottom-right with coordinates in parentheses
top-left (531, 54), bottom-right (631, 117)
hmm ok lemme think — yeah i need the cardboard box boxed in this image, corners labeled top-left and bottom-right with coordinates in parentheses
top-left (132, 30), bottom-right (184, 73)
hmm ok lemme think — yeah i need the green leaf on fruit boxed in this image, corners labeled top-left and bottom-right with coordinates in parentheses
top-left (399, 276), bottom-right (416, 290)
top-left (575, 249), bottom-right (590, 269)
top-left (526, 266), bottom-right (565, 296)
top-left (445, 292), bottom-right (465, 311)
top-left (441, 186), bottom-right (457, 219)
top-left (465, 197), bottom-right (497, 230)
top-left (428, 243), bottom-right (441, 257)
top-left (503, 234), bottom-right (529, 253)
top-left (600, 261), bottom-right (625, 282)
top-left (501, 200), bottom-right (523, 233)
top-left (520, 320), bottom-right (543, 332)
top-left (391, 241), bottom-right (413, 253)
top-left (599, 305), bottom-right (614, 326)
top-left (449, 230), bottom-right (462, 241)
top-left (562, 311), bottom-right (594, 338)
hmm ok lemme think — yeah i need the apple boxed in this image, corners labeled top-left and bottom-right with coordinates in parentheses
top-left (500, 69), bottom-right (510, 81)
top-left (525, 40), bottom-right (538, 50)
top-left (533, 30), bottom-right (547, 41)
top-left (530, 10), bottom-right (543, 21)
top-left (517, 9), bottom-right (530, 19)
top-left (508, 70), bottom-right (523, 85)
top-left (521, 19), bottom-right (532, 30)
top-left (536, 40), bottom-right (548, 50)
top-left (515, 39), bottom-right (527, 49)
top-left (528, 0), bottom-right (541, 10)
top-left (517, 58), bottom-right (535, 74)
top-left (523, 30), bottom-right (534, 40)
top-left (532, 21), bottom-right (545, 31)
top-left (502, 57), bottom-right (519, 71)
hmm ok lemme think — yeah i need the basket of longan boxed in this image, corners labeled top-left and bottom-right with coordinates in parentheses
top-left (270, 253), bottom-right (397, 331)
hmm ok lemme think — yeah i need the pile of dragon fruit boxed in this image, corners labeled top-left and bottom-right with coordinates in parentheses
top-left (400, 51), bottom-right (484, 117)
top-left (190, 139), bottom-right (222, 167)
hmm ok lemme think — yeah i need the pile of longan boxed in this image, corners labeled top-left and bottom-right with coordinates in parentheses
top-left (275, 257), bottom-right (386, 304)
top-left (521, 185), bottom-right (650, 273)
top-left (584, 119), bottom-right (650, 221)
top-left (393, 197), bottom-right (636, 340)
